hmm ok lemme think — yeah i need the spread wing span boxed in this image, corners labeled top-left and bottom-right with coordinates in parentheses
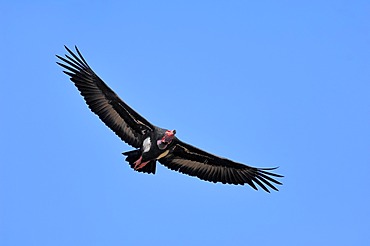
top-left (56, 46), bottom-right (154, 148)
top-left (159, 138), bottom-right (283, 192)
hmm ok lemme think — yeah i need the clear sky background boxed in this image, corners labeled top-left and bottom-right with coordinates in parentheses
top-left (1, 1), bottom-right (369, 245)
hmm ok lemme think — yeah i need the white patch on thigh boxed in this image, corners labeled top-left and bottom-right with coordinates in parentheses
top-left (143, 137), bottom-right (151, 153)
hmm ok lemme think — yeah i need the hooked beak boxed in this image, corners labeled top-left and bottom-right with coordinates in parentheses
top-left (162, 130), bottom-right (176, 143)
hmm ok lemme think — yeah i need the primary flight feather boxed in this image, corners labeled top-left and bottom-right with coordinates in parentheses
top-left (56, 46), bottom-right (283, 192)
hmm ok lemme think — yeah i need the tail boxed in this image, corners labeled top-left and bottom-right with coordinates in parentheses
top-left (122, 150), bottom-right (156, 174)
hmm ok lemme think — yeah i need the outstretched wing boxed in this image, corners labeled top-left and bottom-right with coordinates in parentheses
top-left (56, 46), bottom-right (154, 148)
top-left (159, 138), bottom-right (283, 192)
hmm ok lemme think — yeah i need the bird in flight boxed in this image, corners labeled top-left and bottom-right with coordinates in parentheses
top-left (56, 46), bottom-right (283, 192)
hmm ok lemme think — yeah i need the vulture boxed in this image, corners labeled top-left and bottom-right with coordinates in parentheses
top-left (56, 46), bottom-right (283, 192)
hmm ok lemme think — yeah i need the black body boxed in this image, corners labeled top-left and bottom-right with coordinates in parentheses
top-left (57, 46), bottom-right (283, 192)
top-left (123, 127), bottom-right (170, 174)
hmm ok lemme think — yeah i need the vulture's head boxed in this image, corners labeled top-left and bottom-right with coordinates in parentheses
top-left (162, 129), bottom-right (176, 144)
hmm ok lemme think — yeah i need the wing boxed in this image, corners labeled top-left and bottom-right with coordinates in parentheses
top-left (159, 138), bottom-right (283, 192)
top-left (56, 46), bottom-right (154, 148)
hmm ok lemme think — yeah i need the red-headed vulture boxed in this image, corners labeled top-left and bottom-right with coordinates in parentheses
top-left (56, 46), bottom-right (283, 192)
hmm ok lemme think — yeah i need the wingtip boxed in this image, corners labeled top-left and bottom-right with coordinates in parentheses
top-left (64, 45), bottom-right (74, 55)
top-left (260, 166), bottom-right (284, 178)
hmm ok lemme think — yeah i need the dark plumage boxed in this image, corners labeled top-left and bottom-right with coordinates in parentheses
top-left (57, 46), bottom-right (283, 192)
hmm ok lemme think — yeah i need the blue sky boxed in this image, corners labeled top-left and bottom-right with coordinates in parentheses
top-left (1, 1), bottom-right (369, 245)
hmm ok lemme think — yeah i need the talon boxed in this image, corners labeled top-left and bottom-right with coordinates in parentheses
top-left (135, 161), bottom-right (150, 170)
top-left (134, 156), bottom-right (143, 169)
top-left (133, 156), bottom-right (150, 170)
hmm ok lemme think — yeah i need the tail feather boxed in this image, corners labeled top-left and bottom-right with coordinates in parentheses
top-left (122, 150), bottom-right (156, 174)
